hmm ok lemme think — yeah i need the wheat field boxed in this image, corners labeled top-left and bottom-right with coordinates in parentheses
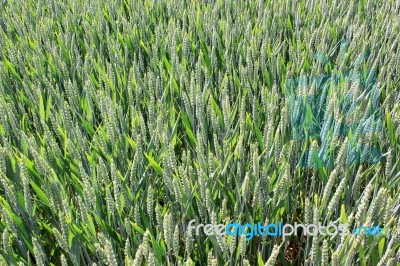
top-left (0, 0), bottom-right (399, 265)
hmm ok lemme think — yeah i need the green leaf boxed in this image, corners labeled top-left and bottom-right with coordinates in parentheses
top-left (144, 152), bottom-right (163, 175)
top-left (378, 238), bottom-right (385, 258)
top-left (358, 246), bottom-right (366, 266)
top-left (5, 59), bottom-right (22, 82)
top-left (39, 92), bottom-right (45, 121)
top-left (162, 55), bottom-right (171, 74)
top-left (130, 221), bottom-right (145, 235)
top-left (69, 230), bottom-right (75, 248)
top-left (182, 114), bottom-right (197, 145)
top-left (386, 112), bottom-right (395, 148)
top-left (86, 213), bottom-right (96, 237)
top-left (149, 233), bottom-right (165, 263)
top-left (29, 180), bottom-right (50, 206)
top-left (340, 204), bottom-right (347, 223)
top-left (257, 252), bottom-right (265, 266)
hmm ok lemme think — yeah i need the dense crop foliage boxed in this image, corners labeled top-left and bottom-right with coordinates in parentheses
top-left (0, 0), bottom-right (400, 265)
